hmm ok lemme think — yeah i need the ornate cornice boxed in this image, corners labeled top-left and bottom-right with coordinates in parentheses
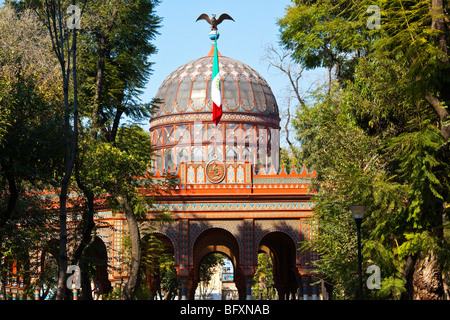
top-left (149, 112), bottom-right (280, 129)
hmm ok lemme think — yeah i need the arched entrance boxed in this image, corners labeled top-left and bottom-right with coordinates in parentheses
top-left (38, 237), bottom-right (111, 300)
top-left (141, 232), bottom-right (178, 299)
top-left (258, 231), bottom-right (298, 300)
top-left (82, 236), bottom-right (111, 298)
top-left (252, 251), bottom-right (276, 299)
top-left (190, 228), bottom-right (244, 300)
top-left (38, 239), bottom-right (60, 299)
top-left (194, 252), bottom-right (238, 300)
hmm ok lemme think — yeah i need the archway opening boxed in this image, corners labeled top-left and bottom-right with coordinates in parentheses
top-left (194, 252), bottom-right (238, 300)
top-left (258, 231), bottom-right (298, 300)
top-left (141, 233), bottom-right (179, 300)
top-left (38, 239), bottom-right (59, 300)
top-left (192, 227), bottom-right (242, 299)
top-left (82, 236), bottom-right (111, 299)
top-left (252, 251), bottom-right (276, 300)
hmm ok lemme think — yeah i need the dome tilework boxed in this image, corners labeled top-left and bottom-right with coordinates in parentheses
top-left (151, 53), bottom-right (279, 120)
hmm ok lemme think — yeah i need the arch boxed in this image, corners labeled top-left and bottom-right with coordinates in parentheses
top-left (191, 227), bottom-right (244, 299)
top-left (254, 220), bottom-right (302, 266)
top-left (142, 231), bottom-right (176, 264)
top-left (141, 232), bottom-right (178, 299)
top-left (189, 222), bottom-right (244, 267)
top-left (83, 236), bottom-right (111, 296)
top-left (149, 222), bottom-right (179, 266)
top-left (192, 228), bottom-right (240, 271)
top-left (257, 231), bottom-right (299, 300)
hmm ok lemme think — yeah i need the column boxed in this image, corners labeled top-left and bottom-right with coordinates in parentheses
top-left (178, 219), bottom-right (190, 300)
top-left (312, 279), bottom-right (319, 300)
top-left (73, 288), bottom-right (78, 300)
top-left (180, 277), bottom-right (188, 300)
top-left (297, 277), bottom-right (303, 300)
top-left (302, 277), bottom-right (309, 300)
top-left (243, 219), bottom-right (255, 300)
top-left (311, 280), bottom-right (318, 300)
top-left (245, 277), bottom-right (253, 300)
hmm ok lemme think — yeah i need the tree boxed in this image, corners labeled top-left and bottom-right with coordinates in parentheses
top-left (80, 125), bottom-right (176, 299)
top-left (279, 0), bottom-right (449, 299)
top-left (37, 0), bottom-right (87, 299)
top-left (262, 44), bottom-right (310, 168)
top-left (71, 0), bottom-right (162, 299)
top-left (140, 233), bottom-right (179, 300)
top-left (252, 253), bottom-right (275, 300)
top-left (0, 3), bottom-right (62, 228)
top-left (1, 0), bottom-right (166, 300)
top-left (76, 0), bottom-right (160, 299)
top-left (18, 0), bottom-right (163, 299)
top-left (77, 0), bottom-right (161, 141)
top-left (0, 4), bottom-right (64, 299)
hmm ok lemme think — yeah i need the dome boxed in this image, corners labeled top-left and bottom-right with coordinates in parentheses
top-left (150, 45), bottom-right (280, 174)
top-left (151, 46), bottom-right (279, 121)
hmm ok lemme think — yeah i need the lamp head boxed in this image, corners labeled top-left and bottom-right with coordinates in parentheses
top-left (349, 205), bottom-right (366, 220)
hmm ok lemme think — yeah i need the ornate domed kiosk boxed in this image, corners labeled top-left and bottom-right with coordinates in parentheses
top-left (1, 22), bottom-right (321, 301)
top-left (149, 41), bottom-right (281, 175)
top-left (142, 29), bottom-right (320, 300)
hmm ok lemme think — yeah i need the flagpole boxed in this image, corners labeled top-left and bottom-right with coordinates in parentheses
top-left (214, 37), bottom-right (218, 160)
top-left (210, 30), bottom-right (221, 160)
top-left (197, 14), bottom-right (233, 163)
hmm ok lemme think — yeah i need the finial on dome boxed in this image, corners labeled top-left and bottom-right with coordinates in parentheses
top-left (196, 13), bottom-right (234, 39)
top-left (209, 30), bottom-right (220, 41)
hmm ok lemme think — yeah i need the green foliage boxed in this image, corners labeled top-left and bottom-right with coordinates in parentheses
top-left (140, 230), bottom-right (180, 300)
top-left (252, 253), bottom-right (276, 300)
top-left (199, 254), bottom-right (225, 284)
top-left (0, 1), bottom-right (168, 300)
top-left (0, 193), bottom-right (57, 299)
top-left (77, 0), bottom-right (162, 136)
top-left (278, 0), bottom-right (368, 79)
top-left (280, 0), bottom-right (449, 299)
top-left (280, 147), bottom-right (300, 173)
top-left (78, 125), bottom-right (160, 205)
top-left (0, 4), bottom-right (64, 185)
top-left (0, 5), bottom-right (65, 299)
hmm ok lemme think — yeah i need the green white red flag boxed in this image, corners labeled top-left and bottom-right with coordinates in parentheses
top-left (211, 38), bottom-right (222, 125)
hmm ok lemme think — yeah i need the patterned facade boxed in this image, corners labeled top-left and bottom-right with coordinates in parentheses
top-left (2, 40), bottom-right (320, 300)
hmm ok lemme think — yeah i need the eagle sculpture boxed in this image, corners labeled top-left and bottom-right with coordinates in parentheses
top-left (196, 13), bottom-right (234, 31)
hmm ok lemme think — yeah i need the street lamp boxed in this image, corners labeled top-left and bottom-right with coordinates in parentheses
top-left (349, 205), bottom-right (365, 300)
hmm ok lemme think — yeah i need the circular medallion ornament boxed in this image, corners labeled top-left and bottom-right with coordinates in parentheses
top-left (206, 159), bottom-right (225, 183)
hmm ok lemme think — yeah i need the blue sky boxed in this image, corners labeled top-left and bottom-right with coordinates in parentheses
top-left (140, 0), bottom-right (324, 132)
top-left (1, 0), bottom-right (324, 133)
top-left (143, 0), bottom-right (294, 105)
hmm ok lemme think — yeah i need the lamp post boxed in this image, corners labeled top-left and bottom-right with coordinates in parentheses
top-left (349, 205), bottom-right (365, 300)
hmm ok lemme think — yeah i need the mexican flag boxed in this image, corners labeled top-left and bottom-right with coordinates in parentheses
top-left (211, 38), bottom-right (222, 125)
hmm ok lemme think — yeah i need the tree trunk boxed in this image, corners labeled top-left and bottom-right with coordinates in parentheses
top-left (412, 251), bottom-right (445, 299)
top-left (0, 160), bottom-right (18, 229)
top-left (73, 170), bottom-right (95, 300)
top-left (427, 0), bottom-right (450, 140)
top-left (72, 161), bottom-right (96, 262)
top-left (55, 70), bottom-right (71, 300)
top-left (425, 93), bottom-right (450, 140)
top-left (56, 10), bottom-right (80, 299)
top-left (79, 255), bottom-right (93, 300)
top-left (430, 0), bottom-right (448, 62)
top-left (116, 194), bottom-right (141, 300)
top-left (91, 33), bottom-right (106, 140)
top-left (402, 254), bottom-right (417, 300)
